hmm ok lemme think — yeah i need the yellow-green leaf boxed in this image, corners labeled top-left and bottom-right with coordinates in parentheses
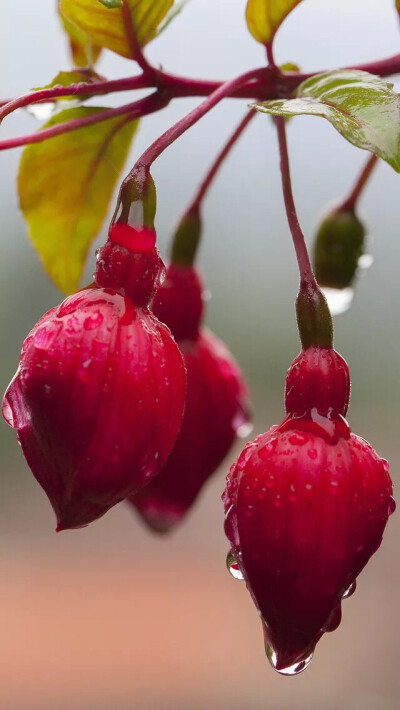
top-left (246, 0), bottom-right (303, 44)
top-left (18, 107), bottom-right (138, 293)
top-left (60, 0), bottom-right (177, 59)
top-left (59, 12), bottom-right (103, 67)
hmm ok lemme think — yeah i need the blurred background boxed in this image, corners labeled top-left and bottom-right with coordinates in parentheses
top-left (1, 1), bottom-right (400, 708)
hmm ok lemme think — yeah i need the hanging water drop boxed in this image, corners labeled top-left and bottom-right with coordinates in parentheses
top-left (2, 395), bottom-right (15, 427)
top-left (265, 644), bottom-right (314, 676)
top-left (236, 421), bottom-right (254, 439)
top-left (342, 580), bottom-right (356, 599)
top-left (321, 286), bottom-right (354, 316)
top-left (226, 551), bottom-right (244, 580)
top-left (358, 253), bottom-right (373, 270)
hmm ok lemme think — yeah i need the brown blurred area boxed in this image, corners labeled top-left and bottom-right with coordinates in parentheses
top-left (1, 441), bottom-right (399, 710)
top-left (1, 1), bottom-right (400, 708)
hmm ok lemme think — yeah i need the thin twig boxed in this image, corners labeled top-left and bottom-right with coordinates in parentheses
top-left (275, 116), bottom-right (316, 286)
top-left (339, 153), bottom-right (379, 212)
top-left (132, 68), bottom-right (267, 172)
top-left (0, 92), bottom-right (168, 151)
top-left (190, 109), bottom-right (256, 212)
top-left (121, 1), bottom-right (155, 76)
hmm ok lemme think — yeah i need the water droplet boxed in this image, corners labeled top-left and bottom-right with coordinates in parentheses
top-left (2, 395), bottom-right (15, 427)
top-left (68, 315), bottom-right (81, 331)
top-left (288, 432), bottom-right (308, 447)
top-left (265, 645), bottom-right (313, 675)
top-left (324, 604), bottom-right (342, 632)
top-left (358, 253), bottom-right (373, 270)
top-left (381, 458), bottom-right (390, 474)
top-left (237, 421), bottom-right (253, 439)
top-left (321, 286), bottom-right (354, 316)
top-left (307, 448), bottom-right (317, 460)
top-left (43, 384), bottom-right (52, 397)
top-left (236, 444), bottom-right (254, 471)
top-left (259, 438), bottom-right (278, 461)
top-left (342, 581), bottom-right (356, 599)
top-left (84, 311), bottom-right (104, 330)
top-left (226, 551), bottom-right (244, 580)
top-left (34, 326), bottom-right (54, 350)
top-left (389, 496), bottom-right (396, 515)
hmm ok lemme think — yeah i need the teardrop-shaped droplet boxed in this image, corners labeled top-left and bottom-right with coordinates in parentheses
top-left (342, 580), bottom-right (356, 600)
top-left (2, 394), bottom-right (15, 427)
top-left (265, 644), bottom-right (313, 676)
top-left (232, 409), bottom-right (253, 439)
top-left (389, 496), bottom-right (396, 515)
top-left (2, 380), bottom-right (28, 430)
top-left (236, 421), bottom-right (253, 439)
top-left (321, 286), bottom-right (354, 316)
top-left (324, 604), bottom-right (342, 632)
top-left (226, 551), bottom-right (244, 580)
top-left (358, 253), bottom-right (373, 270)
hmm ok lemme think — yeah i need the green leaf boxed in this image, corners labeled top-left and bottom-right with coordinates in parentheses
top-left (60, 0), bottom-right (181, 58)
top-left (18, 107), bottom-right (138, 293)
top-left (254, 70), bottom-right (400, 171)
top-left (246, 0), bottom-right (303, 44)
top-left (158, 0), bottom-right (191, 34)
top-left (59, 12), bottom-right (102, 67)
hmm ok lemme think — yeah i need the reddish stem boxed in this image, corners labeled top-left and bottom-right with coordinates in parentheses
top-left (339, 153), bottom-right (379, 212)
top-left (132, 68), bottom-right (267, 172)
top-left (2, 51), bottom-right (400, 124)
top-left (275, 116), bottom-right (333, 348)
top-left (275, 116), bottom-right (316, 287)
top-left (0, 75), bottom-right (154, 123)
top-left (0, 92), bottom-right (167, 151)
top-left (190, 109), bottom-right (256, 212)
top-left (266, 43), bottom-right (277, 69)
top-left (121, 1), bottom-right (155, 76)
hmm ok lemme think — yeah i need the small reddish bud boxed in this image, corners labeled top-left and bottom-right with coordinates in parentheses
top-left (3, 227), bottom-right (186, 531)
top-left (285, 346), bottom-right (350, 418)
top-left (223, 348), bottom-right (393, 674)
top-left (151, 264), bottom-right (204, 341)
top-left (95, 224), bottom-right (164, 307)
top-left (129, 264), bottom-right (250, 532)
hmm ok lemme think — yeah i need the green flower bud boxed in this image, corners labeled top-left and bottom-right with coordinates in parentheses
top-left (313, 209), bottom-right (366, 290)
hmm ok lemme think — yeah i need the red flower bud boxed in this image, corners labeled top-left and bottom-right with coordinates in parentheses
top-left (285, 346), bottom-right (350, 418)
top-left (2, 226), bottom-right (186, 531)
top-left (129, 264), bottom-right (250, 532)
top-left (223, 350), bottom-right (393, 675)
